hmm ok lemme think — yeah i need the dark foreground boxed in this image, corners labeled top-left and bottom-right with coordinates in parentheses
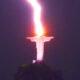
top-left (15, 62), bottom-right (63, 80)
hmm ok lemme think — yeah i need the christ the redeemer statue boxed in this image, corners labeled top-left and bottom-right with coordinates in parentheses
top-left (26, 36), bottom-right (53, 62)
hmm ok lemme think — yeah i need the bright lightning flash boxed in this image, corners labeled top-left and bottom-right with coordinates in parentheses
top-left (28, 0), bottom-right (44, 36)
top-left (26, 0), bottom-right (54, 62)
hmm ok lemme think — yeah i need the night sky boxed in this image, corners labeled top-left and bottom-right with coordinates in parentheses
top-left (0, 0), bottom-right (80, 80)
